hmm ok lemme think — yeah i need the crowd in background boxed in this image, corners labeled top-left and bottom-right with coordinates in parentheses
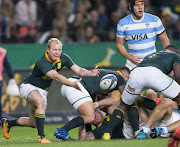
top-left (0, 0), bottom-right (179, 44)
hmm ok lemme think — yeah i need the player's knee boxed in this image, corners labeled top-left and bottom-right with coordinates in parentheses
top-left (37, 99), bottom-right (47, 110)
top-left (160, 98), bottom-right (173, 108)
top-left (84, 114), bottom-right (95, 124)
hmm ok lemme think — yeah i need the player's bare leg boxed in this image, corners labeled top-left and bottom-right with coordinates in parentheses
top-left (28, 91), bottom-right (51, 143)
top-left (55, 101), bottom-right (95, 141)
top-left (137, 98), bottom-right (173, 139)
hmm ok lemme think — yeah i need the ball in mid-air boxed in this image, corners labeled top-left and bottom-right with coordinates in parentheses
top-left (100, 74), bottom-right (117, 91)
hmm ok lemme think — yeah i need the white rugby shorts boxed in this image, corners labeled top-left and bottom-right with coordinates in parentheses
top-left (61, 78), bottom-right (92, 110)
top-left (123, 120), bottom-right (144, 139)
top-left (158, 111), bottom-right (180, 137)
top-left (122, 67), bottom-right (180, 105)
top-left (20, 83), bottom-right (48, 101)
top-left (125, 59), bottom-right (137, 71)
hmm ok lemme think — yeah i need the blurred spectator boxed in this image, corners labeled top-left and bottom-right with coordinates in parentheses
top-left (171, 0), bottom-right (180, 15)
top-left (41, 1), bottom-right (68, 32)
top-left (20, 26), bottom-right (38, 43)
top-left (160, 7), bottom-right (179, 38)
top-left (68, 3), bottom-right (89, 24)
top-left (35, 0), bottom-right (48, 27)
top-left (104, 0), bottom-right (119, 17)
top-left (4, 24), bottom-right (19, 43)
top-left (14, 0), bottom-right (37, 39)
top-left (52, 16), bottom-right (67, 36)
top-left (107, 29), bottom-right (116, 42)
top-left (14, 0), bottom-right (37, 27)
top-left (0, 0), bottom-right (14, 21)
top-left (85, 9), bottom-right (105, 41)
top-left (78, 26), bottom-right (100, 44)
top-left (172, 19), bottom-right (180, 40)
top-left (68, 12), bottom-right (85, 41)
top-left (97, 4), bottom-right (109, 29)
top-left (0, 12), bottom-right (8, 43)
top-left (107, 11), bottom-right (121, 31)
top-left (116, 0), bottom-right (130, 19)
top-left (144, 0), bottom-right (156, 14)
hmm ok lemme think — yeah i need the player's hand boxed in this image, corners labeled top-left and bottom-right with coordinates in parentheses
top-left (130, 56), bottom-right (142, 65)
top-left (73, 78), bottom-right (83, 92)
top-left (91, 66), bottom-right (100, 77)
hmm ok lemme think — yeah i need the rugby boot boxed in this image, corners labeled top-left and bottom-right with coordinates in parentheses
top-left (150, 127), bottom-right (163, 138)
top-left (136, 130), bottom-right (148, 139)
top-left (168, 128), bottom-right (180, 147)
top-left (1, 118), bottom-right (10, 139)
top-left (37, 136), bottom-right (52, 143)
top-left (54, 128), bottom-right (74, 141)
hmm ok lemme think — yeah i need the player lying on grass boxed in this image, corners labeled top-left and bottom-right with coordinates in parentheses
top-left (136, 97), bottom-right (180, 139)
top-left (148, 98), bottom-right (180, 138)
top-left (0, 38), bottom-right (100, 143)
top-left (54, 67), bottom-right (130, 141)
top-left (79, 97), bottom-right (157, 140)
top-left (101, 45), bottom-right (180, 140)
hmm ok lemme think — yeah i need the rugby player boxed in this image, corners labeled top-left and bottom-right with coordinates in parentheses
top-left (102, 45), bottom-right (180, 140)
top-left (54, 67), bottom-right (130, 141)
top-left (1, 38), bottom-right (100, 143)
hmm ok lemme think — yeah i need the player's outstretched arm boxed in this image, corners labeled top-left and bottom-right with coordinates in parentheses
top-left (46, 70), bottom-right (82, 91)
top-left (71, 64), bottom-right (100, 77)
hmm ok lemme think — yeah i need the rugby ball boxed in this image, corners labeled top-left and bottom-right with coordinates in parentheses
top-left (100, 74), bottom-right (117, 91)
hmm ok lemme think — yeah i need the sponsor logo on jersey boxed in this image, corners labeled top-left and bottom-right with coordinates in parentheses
top-left (57, 62), bottom-right (61, 69)
top-left (131, 34), bottom-right (148, 40)
top-left (145, 23), bottom-right (150, 28)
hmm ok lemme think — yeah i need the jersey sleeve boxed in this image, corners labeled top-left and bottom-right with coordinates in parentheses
top-left (116, 20), bottom-right (125, 38)
top-left (174, 54), bottom-right (180, 64)
top-left (61, 53), bottom-right (75, 69)
top-left (3, 55), bottom-right (14, 79)
top-left (117, 75), bottom-right (126, 87)
top-left (154, 16), bottom-right (165, 35)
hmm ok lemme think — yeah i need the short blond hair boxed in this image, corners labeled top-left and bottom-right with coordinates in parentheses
top-left (47, 38), bottom-right (63, 48)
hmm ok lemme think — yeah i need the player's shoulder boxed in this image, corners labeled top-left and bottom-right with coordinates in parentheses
top-left (60, 52), bottom-right (71, 59)
top-left (118, 14), bottom-right (132, 26)
top-left (144, 13), bottom-right (160, 22)
top-left (36, 54), bottom-right (49, 65)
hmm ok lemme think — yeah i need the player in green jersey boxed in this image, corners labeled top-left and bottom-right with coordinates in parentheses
top-left (54, 67), bottom-right (130, 141)
top-left (102, 44), bottom-right (180, 140)
top-left (1, 38), bottom-right (100, 143)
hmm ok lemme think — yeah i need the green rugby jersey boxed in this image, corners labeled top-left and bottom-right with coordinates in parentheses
top-left (93, 115), bottom-right (124, 139)
top-left (73, 69), bottom-right (126, 95)
top-left (138, 50), bottom-right (180, 75)
top-left (23, 53), bottom-right (74, 90)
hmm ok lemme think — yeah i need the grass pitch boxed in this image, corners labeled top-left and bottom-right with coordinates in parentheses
top-left (0, 124), bottom-right (169, 147)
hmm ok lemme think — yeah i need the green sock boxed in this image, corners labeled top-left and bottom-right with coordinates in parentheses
top-left (128, 106), bottom-right (139, 132)
top-left (142, 96), bottom-right (157, 110)
top-left (104, 108), bottom-right (124, 135)
top-left (35, 113), bottom-right (45, 136)
top-left (7, 119), bottom-right (19, 127)
top-left (61, 116), bottom-right (84, 131)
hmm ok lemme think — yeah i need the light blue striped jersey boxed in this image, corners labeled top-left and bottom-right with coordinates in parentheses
top-left (116, 13), bottom-right (165, 59)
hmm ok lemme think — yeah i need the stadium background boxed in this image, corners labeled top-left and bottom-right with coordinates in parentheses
top-left (2, 41), bottom-right (180, 124)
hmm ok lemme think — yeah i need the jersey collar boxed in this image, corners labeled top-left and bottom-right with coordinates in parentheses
top-left (45, 52), bottom-right (60, 65)
top-left (165, 49), bottom-right (170, 51)
top-left (116, 70), bottom-right (122, 76)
